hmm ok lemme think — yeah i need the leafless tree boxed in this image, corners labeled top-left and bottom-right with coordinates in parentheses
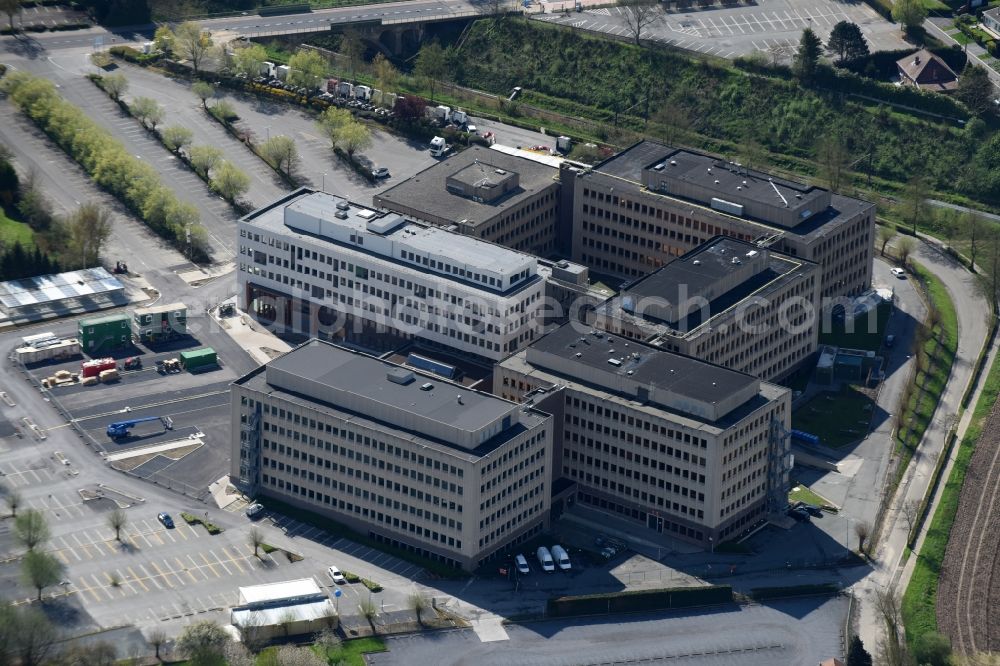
top-left (620, 0), bottom-right (659, 45)
top-left (875, 588), bottom-right (910, 666)
top-left (108, 508), bottom-right (127, 541)
top-left (854, 521), bottom-right (871, 554)
top-left (878, 225), bottom-right (896, 257)
top-left (899, 499), bottom-right (921, 537)
top-left (148, 629), bottom-right (167, 662)
top-left (248, 526), bottom-right (264, 559)
top-left (896, 236), bottom-right (916, 269)
top-left (409, 593), bottom-right (427, 626)
top-left (4, 488), bottom-right (21, 517)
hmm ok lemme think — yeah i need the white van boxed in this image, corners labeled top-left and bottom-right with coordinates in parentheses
top-left (551, 545), bottom-right (572, 571)
top-left (536, 546), bottom-right (555, 572)
top-left (515, 553), bottom-right (530, 575)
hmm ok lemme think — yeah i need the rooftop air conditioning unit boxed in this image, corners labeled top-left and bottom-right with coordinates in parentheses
top-left (336, 201), bottom-right (350, 211)
top-left (334, 210), bottom-right (348, 219)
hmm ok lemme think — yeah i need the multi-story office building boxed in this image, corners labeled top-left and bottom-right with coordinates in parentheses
top-left (588, 236), bottom-right (820, 380)
top-left (569, 141), bottom-right (875, 298)
top-left (374, 145), bottom-right (562, 257)
top-left (237, 189), bottom-right (548, 362)
top-left (495, 324), bottom-right (792, 547)
top-left (233, 339), bottom-right (553, 571)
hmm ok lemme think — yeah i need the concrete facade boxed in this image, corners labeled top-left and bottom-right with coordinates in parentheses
top-left (495, 324), bottom-right (792, 548)
top-left (587, 237), bottom-right (821, 380)
top-left (233, 340), bottom-right (553, 571)
top-left (569, 142), bottom-right (875, 299)
top-left (237, 189), bottom-right (548, 362)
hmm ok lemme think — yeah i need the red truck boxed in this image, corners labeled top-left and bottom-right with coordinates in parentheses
top-left (81, 358), bottom-right (116, 378)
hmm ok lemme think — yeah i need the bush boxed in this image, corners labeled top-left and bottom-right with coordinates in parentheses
top-left (49, 22), bottom-right (91, 31)
top-left (109, 45), bottom-right (161, 66)
top-left (547, 586), bottom-right (732, 617)
top-left (342, 571), bottom-right (361, 584)
top-left (361, 578), bottom-right (383, 592)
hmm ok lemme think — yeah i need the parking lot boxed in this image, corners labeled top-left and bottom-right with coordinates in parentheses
top-left (535, 0), bottom-right (907, 59)
top-left (12, 4), bottom-right (88, 29)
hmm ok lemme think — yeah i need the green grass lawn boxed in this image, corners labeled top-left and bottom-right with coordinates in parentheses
top-left (789, 483), bottom-right (833, 508)
top-left (791, 385), bottom-right (874, 448)
top-left (949, 31), bottom-right (972, 45)
top-left (316, 637), bottom-right (387, 666)
top-left (818, 303), bottom-right (891, 352)
top-left (0, 208), bottom-right (35, 249)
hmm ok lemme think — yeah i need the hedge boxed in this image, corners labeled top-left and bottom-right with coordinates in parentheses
top-left (546, 585), bottom-right (733, 617)
top-left (1, 71), bottom-right (211, 262)
top-left (109, 45), bottom-right (162, 66)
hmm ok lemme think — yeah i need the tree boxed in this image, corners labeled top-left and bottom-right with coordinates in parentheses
top-left (408, 593), bottom-right (427, 626)
top-left (177, 620), bottom-right (228, 666)
top-left (337, 121), bottom-right (371, 160)
top-left (899, 499), bottom-right (920, 536)
top-left (891, 0), bottom-right (928, 31)
top-left (210, 161), bottom-right (250, 202)
top-left (189, 145), bottom-right (223, 178)
top-left (372, 53), bottom-right (400, 100)
top-left (0, 0), bottom-right (20, 32)
top-left (317, 107), bottom-right (352, 147)
top-left (90, 50), bottom-right (113, 70)
top-left (414, 41), bottom-right (448, 103)
top-left (248, 526), bottom-right (264, 559)
top-left (102, 73), bottom-right (128, 102)
top-left (192, 80), bottom-right (215, 108)
top-left (260, 135), bottom-right (298, 176)
top-left (148, 628), bottom-right (167, 661)
top-left (66, 202), bottom-right (113, 268)
top-left (153, 25), bottom-right (174, 54)
top-left (13, 606), bottom-right (59, 666)
top-left (903, 174), bottom-right (929, 235)
top-left (4, 488), bottom-right (21, 517)
top-left (846, 635), bottom-right (873, 666)
top-left (620, 0), bottom-right (659, 45)
top-left (793, 28), bottom-right (822, 85)
top-left (56, 641), bottom-right (118, 666)
top-left (877, 225), bottom-right (896, 257)
top-left (956, 65), bottom-right (995, 116)
top-left (233, 43), bottom-right (268, 79)
top-left (288, 48), bottom-right (327, 90)
top-left (222, 641), bottom-right (254, 666)
top-left (130, 97), bottom-right (164, 130)
top-left (174, 22), bottom-right (214, 74)
top-left (393, 95), bottom-right (427, 123)
top-left (340, 30), bottom-right (364, 80)
top-left (209, 99), bottom-right (237, 124)
top-left (272, 645), bottom-right (326, 666)
top-left (897, 236), bottom-right (916, 268)
top-left (359, 598), bottom-right (377, 633)
top-left (14, 509), bottom-right (50, 551)
top-left (21, 550), bottom-right (64, 601)
top-left (816, 132), bottom-right (849, 193)
top-left (875, 588), bottom-right (909, 666)
top-left (854, 521), bottom-right (870, 553)
top-left (966, 212), bottom-right (983, 270)
top-left (826, 21), bottom-right (869, 64)
top-left (108, 507), bottom-right (127, 541)
top-left (161, 125), bottom-right (194, 153)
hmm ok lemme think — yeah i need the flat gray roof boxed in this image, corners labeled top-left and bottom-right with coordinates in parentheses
top-left (530, 323), bottom-right (757, 407)
top-left (374, 145), bottom-right (558, 228)
top-left (267, 340), bottom-right (513, 431)
top-left (627, 237), bottom-right (762, 305)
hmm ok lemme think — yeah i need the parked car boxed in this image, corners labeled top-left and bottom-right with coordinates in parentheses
top-left (551, 545), bottom-right (572, 571)
top-left (245, 503), bottom-right (264, 519)
top-left (515, 553), bottom-right (530, 575)
top-left (372, 167), bottom-right (390, 179)
top-left (157, 512), bottom-right (174, 529)
top-left (890, 267), bottom-right (906, 279)
top-left (536, 546), bottom-right (555, 572)
top-left (327, 566), bottom-right (346, 584)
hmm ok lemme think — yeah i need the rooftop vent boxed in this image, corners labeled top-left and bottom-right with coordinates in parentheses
top-left (334, 210), bottom-right (349, 219)
top-left (653, 163), bottom-right (665, 171)
top-left (608, 358), bottom-right (622, 367)
top-left (456, 395), bottom-right (464, 405)
top-left (714, 180), bottom-right (720, 184)
top-left (627, 370), bottom-right (634, 375)
top-left (495, 168), bottom-right (507, 175)
top-left (742, 180), bottom-right (748, 186)
top-left (420, 382), bottom-right (434, 391)
top-left (575, 352), bottom-right (582, 358)
top-left (336, 200), bottom-right (350, 211)
top-left (731, 257), bottom-right (741, 265)
top-left (670, 160), bottom-right (677, 165)
top-left (692, 260), bottom-right (701, 266)
top-left (386, 369), bottom-right (415, 385)
top-left (707, 168), bottom-right (712, 173)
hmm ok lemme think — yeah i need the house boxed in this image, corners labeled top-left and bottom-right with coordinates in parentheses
top-left (983, 6), bottom-right (1000, 36)
top-left (895, 49), bottom-right (959, 93)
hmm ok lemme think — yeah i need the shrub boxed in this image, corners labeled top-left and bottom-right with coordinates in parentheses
top-left (342, 571), bottom-right (361, 583)
top-left (361, 578), bottom-right (383, 592)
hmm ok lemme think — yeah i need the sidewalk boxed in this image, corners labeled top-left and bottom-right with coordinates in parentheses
top-left (210, 297), bottom-right (291, 366)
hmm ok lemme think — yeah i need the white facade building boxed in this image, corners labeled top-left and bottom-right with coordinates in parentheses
top-left (237, 189), bottom-right (548, 361)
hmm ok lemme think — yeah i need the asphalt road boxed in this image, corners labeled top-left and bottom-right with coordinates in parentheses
top-left (534, 0), bottom-right (906, 60)
top-left (369, 597), bottom-right (850, 666)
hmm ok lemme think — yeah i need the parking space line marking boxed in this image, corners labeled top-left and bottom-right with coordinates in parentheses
top-left (176, 557), bottom-right (199, 584)
top-left (199, 553), bottom-right (222, 578)
top-left (221, 547), bottom-right (247, 574)
top-left (77, 577), bottom-right (101, 603)
top-left (139, 564), bottom-right (164, 590)
top-left (114, 568), bottom-right (135, 596)
top-left (189, 554), bottom-right (213, 579)
top-left (752, 14), bottom-right (766, 31)
top-left (92, 574), bottom-right (115, 600)
top-left (148, 561), bottom-right (175, 589)
top-left (210, 551), bottom-right (234, 576)
top-left (128, 566), bottom-right (149, 592)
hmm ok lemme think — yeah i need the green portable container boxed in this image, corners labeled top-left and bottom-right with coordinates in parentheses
top-left (179, 347), bottom-right (217, 371)
top-left (78, 313), bottom-right (131, 355)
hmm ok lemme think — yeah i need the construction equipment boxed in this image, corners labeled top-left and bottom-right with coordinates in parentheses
top-left (81, 358), bottom-right (116, 378)
top-left (106, 416), bottom-right (173, 440)
top-left (123, 357), bottom-right (142, 370)
top-left (156, 358), bottom-right (182, 374)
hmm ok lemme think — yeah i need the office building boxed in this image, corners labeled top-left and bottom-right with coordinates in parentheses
top-left (588, 236), bottom-right (820, 380)
top-left (569, 141), bottom-right (874, 298)
top-left (495, 324), bottom-right (792, 547)
top-left (233, 340), bottom-right (553, 571)
top-left (237, 189), bottom-right (549, 362)
top-left (374, 146), bottom-right (561, 257)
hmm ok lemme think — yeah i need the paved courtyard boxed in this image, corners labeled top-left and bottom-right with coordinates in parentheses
top-left (536, 0), bottom-right (908, 60)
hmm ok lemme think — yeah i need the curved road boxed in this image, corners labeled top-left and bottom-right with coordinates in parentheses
top-left (855, 237), bottom-right (990, 652)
